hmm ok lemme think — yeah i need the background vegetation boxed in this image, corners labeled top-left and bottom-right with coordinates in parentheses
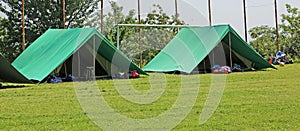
top-left (0, 1), bottom-right (299, 64)
top-left (0, 1), bottom-right (184, 65)
top-left (85, 1), bottom-right (184, 65)
top-left (249, 4), bottom-right (300, 60)
top-left (0, 0), bottom-right (300, 65)
top-left (0, 0), bottom-right (98, 61)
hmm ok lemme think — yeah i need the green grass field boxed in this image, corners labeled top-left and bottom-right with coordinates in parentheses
top-left (0, 64), bottom-right (300, 130)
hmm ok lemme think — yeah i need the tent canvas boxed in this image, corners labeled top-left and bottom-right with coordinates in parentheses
top-left (0, 53), bottom-right (33, 83)
top-left (143, 25), bottom-right (275, 73)
top-left (11, 28), bottom-right (146, 82)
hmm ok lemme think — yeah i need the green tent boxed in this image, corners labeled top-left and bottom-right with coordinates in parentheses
top-left (10, 28), bottom-right (145, 82)
top-left (0, 53), bottom-right (33, 83)
top-left (143, 25), bottom-right (275, 73)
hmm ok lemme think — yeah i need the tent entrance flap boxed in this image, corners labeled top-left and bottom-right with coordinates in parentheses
top-left (71, 42), bottom-right (109, 79)
top-left (189, 40), bottom-right (267, 73)
top-left (222, 41), bottom-right (253, 69)
top-left (85, 42), bottom-right (120, 75)
top-left (54, 35), bottom-right (129, 80)
top-left (192, 42), bottom-right (230, 73)
top-left (55, 39), bottom-right (124, 79)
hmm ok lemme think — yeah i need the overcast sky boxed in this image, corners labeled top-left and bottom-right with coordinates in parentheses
top-left (1, 0), bottom-right (300, 41)
top-left (112, 0), bottom-right (300, 41)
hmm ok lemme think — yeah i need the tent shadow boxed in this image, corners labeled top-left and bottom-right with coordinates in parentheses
top-left (0, 84), bottom-right (27, 89)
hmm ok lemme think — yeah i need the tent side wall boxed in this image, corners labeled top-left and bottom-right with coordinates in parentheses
top-left (0, 54), bottom-right (32, 83)
top-left (223, 27), bottom-right (275, 69)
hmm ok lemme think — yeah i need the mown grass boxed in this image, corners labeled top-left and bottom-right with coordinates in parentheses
top-left (0, 64), bottom-right (300, 130)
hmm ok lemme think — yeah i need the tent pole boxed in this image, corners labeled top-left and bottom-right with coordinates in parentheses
top-left (208, 0), bottom-right (212, 26)
top-left (64, 62), bottom-right (67, 78)
top-left (229, 33), bottom-right (233, 67)
top-left (78, 50), bottom-right (80, 77)
top-left (62, 0), bottom-right (67, 78)
top-left (243, 0), bottom-right (248, 42)
top-left (117, 24), bottom-right (202, 28)
top-left (138, 0), bottom-right (143, 68)
top-left (117, 25), bottom-right (120, 49)
top-left (93, 36), bottom-right (96, 78)
top-left (213, 50), bottom-right (215, 65)
top-left (175, 0), bottom-right (178, 25)
top-left (100, 0), bottom-right (104, 34)
top-left (274, 0), bottom-right (280, 52)
top-left (21, 0), bottom-right (25, 51)
top-left (174, 0), bottom-right (179, 32)
top-left (203, 59), bottom-right (206, 73)
top-left (139, 29), bottom-right (142, 68)
top-left (62, 0), bottom-right (66, 29)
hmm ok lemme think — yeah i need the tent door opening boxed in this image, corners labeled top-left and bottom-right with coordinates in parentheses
top-left (192, 41), bottom-right (252, 73)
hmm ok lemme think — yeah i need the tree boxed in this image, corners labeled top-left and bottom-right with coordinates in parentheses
top-left (136, 4), bottom-right (185, 66)
top-left (0, 0), bottom-right (98, 61)
top-left (85, 2), bottom-right (184, 66)
top-left (280, 4), bottom-right (300, 58)
top-left (249, 25), bottom-right (277, 58)
top-left (249, 4), bottom-right (300, 59)
top-left (85, 1), bottom-right (137, 45)
top-left (0, 17), bottom-right (20, 61)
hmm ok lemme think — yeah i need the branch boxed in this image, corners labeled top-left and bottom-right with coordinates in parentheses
top-left (66, 2), bottom-right (85, 28)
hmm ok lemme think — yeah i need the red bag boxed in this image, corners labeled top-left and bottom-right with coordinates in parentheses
top-left (130, 70), bottom-right (140, 78)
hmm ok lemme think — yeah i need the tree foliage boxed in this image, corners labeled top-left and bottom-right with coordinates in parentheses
top-left (137, 4), bottom-right (185, 66)
top-left (250, 4), bottom-right (300, 59)
top-left (249, 25), bottom-right (277, 58)
top-left (0, 0), bottom-right (97, 61)
top-left (280, 4), bottom-right (300, 58)
top-left (85, 2), bottom-right (185, 66)
top-left (0, 17), bottom-right (17, 61)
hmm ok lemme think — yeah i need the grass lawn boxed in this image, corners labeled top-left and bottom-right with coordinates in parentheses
top-left (0, 64), bottom-right (300, 130)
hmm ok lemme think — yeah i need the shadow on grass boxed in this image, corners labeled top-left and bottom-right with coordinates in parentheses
top-left (0, 83), bottom-right (27, 89)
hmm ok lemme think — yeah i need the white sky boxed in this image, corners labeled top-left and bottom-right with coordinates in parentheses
top-left (111, 0), bottom-right (300, 41)
top-left (1, 0), bottom-right (300, 41)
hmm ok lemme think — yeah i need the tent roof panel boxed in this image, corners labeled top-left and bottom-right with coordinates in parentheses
top-left (143, 25), bottom-right (275, 73)
top-left (12, 28), bottom-right (145, 82)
